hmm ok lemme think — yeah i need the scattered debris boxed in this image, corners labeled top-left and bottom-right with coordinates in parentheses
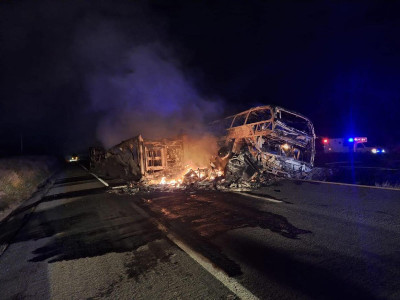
top-left (95, 105), bottom-right (318, 193)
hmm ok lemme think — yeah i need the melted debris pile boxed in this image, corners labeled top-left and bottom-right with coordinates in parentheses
top-left (108, 153), bottom-right (282, 195)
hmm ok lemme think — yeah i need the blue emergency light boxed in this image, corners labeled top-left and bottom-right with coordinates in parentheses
top-left (348, 138), bottom-right (354, 142)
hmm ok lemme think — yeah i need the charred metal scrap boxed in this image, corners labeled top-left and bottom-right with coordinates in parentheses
top-left (211, 105), bottom-right (316, 180)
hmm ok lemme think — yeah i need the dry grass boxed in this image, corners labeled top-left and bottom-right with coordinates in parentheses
top-left (375, 181), bottom-right (400, 190)
top-left (0, 156), bottom-right (57, 212)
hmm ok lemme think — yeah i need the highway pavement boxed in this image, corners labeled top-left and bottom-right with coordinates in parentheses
top-left (0, 163), bottom-right (399, 299)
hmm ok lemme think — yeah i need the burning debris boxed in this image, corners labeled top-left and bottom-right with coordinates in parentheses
top-left (90, 105), bottom-right (316, 192)
top-left (90, 134), bottom-right (223, 189)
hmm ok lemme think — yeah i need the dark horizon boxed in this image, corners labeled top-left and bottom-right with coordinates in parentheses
top-left (1, 0), bottom-right (400, 156)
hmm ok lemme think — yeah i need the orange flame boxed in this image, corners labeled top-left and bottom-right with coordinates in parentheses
top-left (155, 166), bottom-right (223, 187)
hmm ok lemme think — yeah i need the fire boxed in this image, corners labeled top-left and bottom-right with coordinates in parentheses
top-left (159, 176), bottom-right (182, 186)
top-left (156, 166), bottom-right (224, 187)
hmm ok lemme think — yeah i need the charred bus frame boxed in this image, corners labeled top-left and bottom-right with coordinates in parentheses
top-left (211, 105), bottom-right (316, 176)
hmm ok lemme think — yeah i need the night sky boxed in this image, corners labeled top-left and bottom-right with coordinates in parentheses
top-left (1, 0), bottom-right (400, 156)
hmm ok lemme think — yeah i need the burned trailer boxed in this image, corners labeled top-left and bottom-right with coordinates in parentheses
top-left (211, 106), bottom-right (316, 179)
top-left (89, 135), bottom-right (184, 181)
top-left (142, 136), bottom-right (184, 177)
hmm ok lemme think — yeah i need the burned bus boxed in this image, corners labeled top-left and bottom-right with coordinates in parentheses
top-left (211, 105), bottom-right (316, 178)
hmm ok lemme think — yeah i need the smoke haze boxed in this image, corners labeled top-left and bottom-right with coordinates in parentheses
top-left (0, 1), bottom-right (224, 155)
top-left (74, 8), bottom-right (223, 148)
top-left (2, 1), bottom-right (400, 156)
top-left (182, 134), bottom-right (219, 168)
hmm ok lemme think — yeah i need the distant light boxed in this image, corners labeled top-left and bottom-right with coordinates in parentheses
top-left (354, 137), bottom-right (367, 143)
top-left (348, 138), bottom-right (354, 142)
top-left (371, 148), bottom-right (377, 154)
top-left (323, 139), bottom-right (328, 144)
top-left (376, 149), bottom-right (381, 153)
top-left (281, 143), bottom-right (290, 150)
top-left (382, 149), bottom-right (385, 153)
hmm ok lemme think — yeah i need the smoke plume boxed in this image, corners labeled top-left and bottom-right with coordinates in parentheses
top-left (74, 9), bottom-right (223, 148)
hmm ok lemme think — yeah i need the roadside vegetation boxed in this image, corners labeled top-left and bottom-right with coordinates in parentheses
top-left (375, 181), bottom-right (400, 189)
top-left (0, 156), bottom-right (57, 217)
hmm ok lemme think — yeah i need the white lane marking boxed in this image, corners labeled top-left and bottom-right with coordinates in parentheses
top-left (295, 179), bottom-right (400, 191)
top-left (111, 185), bottom-right (127, 189)
top-left (131, 201), bottom-right (259, 300)
top-left (79, 164), bottom-right (109, 187)
top-left (80, 164), bottom-right (89, 172)
top-left (234, 192), bottom-right (283, 203)
top-left (89, 172), bottom-right (109, 187)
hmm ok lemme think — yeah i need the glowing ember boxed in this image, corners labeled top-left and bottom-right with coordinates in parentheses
top-left (154, 166), bottom-right (223, 187)
top-left (159, 176), bottom-right (183, 186)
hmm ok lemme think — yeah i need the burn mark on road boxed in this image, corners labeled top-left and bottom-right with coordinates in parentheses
top-left (375, 210), bottom-right (393, 216)
top-left (124, 239), bottom-right (173, 282)
top-left (140, 191), bottom-right (310, 240)
top-left (55, 175), bottom-right (95, 184)
top-left (88, 275), bottom-right (124, 299)
top-left (245, 191), bottom-right (281, 200)
top-left (54, 179), bottom-right (97, 188)
top-left (13, 194), bottom-right (164, 263)
top-left (134, 190), bottom-right (310, 277)
top-left (42, 187), bottom-right (108, 201)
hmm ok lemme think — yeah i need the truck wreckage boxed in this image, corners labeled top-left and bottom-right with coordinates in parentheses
top-left (90, 105), bottom-right (316, 190)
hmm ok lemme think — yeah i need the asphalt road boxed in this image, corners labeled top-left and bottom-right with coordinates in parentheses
top-left (0, 163), bottom-right (399, 299)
